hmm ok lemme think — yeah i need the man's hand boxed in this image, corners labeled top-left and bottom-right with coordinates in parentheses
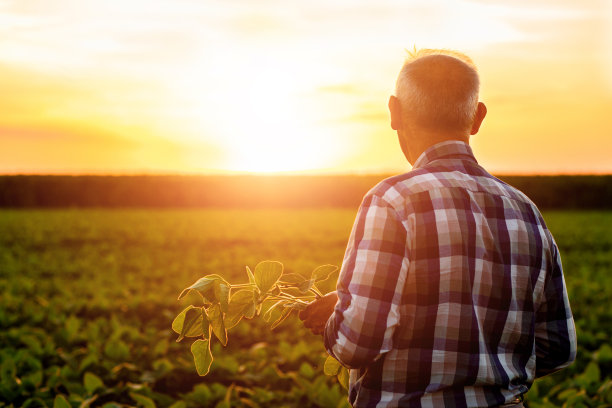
top-left (299, 291), bottom-right (338, 335)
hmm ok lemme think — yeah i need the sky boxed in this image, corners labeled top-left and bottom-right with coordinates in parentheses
top-left (1, 0), bottom-right (611, 175)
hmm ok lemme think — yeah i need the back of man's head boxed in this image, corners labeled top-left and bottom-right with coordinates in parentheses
top-left (395, 49), bottom-right (480, 133)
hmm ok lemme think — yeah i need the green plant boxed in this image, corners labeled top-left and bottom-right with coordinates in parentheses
top-left (4, 208), bottom-right (607, 406)
top-left (171, 260), bottom-right (349, 387)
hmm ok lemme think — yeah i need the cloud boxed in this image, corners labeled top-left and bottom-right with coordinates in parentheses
top-left (0, 123), bottom-right (137, 145)
top-left (0, 121), bottom-right (227, 174)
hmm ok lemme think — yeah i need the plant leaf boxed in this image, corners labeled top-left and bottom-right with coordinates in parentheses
top-left (172, 306), bottom-right (208, 340)
top-left (54, 395), bottom-right (71, 408)
top-left (280, 286), bottom-right (310, 297)
top-left (225, 290), bottom-right (257, 329)
top-left (208, 303), bottom-right (227, 346)
top-left (254, 261), bottom-right (283, 294)
top-left (176, 307), bottom-right (208, 342)
top-left (246, 266), bottom-right (256, 285)
top-left (278, 272), bottom-right (308, 284)
top-left (177, 274), bottom-right (229, 300)
top-left (214, 281), bottom-right (230, 313)
top-left (323, 355), bottom-right (341, 376)
top-left (0, 355), bottom-right (16, 384)
top-left (84, 372), bottom-right (104, 394)
top-left (129, 392), bottom-right (157, 408)
top-left (312, 264), bottom-right (338, 282)
top-left (78, 395), bottom-right (98, 408)
top-left (271, 307), bottom-right (293, 330)
top-left (262, 300), bottom-right (286, 322)
top-left (191, 339), bottom-right (213, 376)
top-left (578, 361), bottom-right (601, 385)
top-left (337, 367), bottom-right (350, 390)
top-left (297, 278), bottom-right (315, 293)
top-left (172, 305), bottom-right (194, 333)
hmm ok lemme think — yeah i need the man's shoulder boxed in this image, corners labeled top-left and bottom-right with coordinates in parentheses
top-left (366, 167), bottom-right (472, 199)
top-left (365, 167), bottom-right (542, 213)
top-left (363, 168), bottom-right (449, 209)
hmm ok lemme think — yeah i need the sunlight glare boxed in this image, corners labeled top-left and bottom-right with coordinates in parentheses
top-left (180, 52), bottom-right (340, 173)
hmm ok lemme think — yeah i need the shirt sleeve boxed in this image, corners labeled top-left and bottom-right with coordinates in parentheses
top-left (534, 238), bottom-right (577, 377)
top-left (324, 192), bottom-right (408, 369)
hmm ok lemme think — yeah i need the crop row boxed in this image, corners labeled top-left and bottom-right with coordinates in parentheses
top-left (0, 209), bottom-right (610, 407)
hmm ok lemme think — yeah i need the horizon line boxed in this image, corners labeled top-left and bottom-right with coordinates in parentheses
top-left (1, 171), bottom-right (612, 177)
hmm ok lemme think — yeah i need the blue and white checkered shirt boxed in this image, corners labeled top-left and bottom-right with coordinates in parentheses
top-left (324, 140), bottom-right (576, 407)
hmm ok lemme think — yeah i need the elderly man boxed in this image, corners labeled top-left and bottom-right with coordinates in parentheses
top-left (299, 49), bottom-right (576, 408)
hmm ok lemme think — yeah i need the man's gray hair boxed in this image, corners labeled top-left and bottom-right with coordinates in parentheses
top-left (394, 48), bottom-right (480, 132)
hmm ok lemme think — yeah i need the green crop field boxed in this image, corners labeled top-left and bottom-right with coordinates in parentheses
top-left (1, 209), bottom-right (611, 407)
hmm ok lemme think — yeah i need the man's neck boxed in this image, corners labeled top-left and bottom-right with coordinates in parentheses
top-left (401, 128), bottom-right (470, 165)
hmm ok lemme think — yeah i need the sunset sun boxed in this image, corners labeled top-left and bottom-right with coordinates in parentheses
top-left (219, 61), bottom-right (324, 173)
top-left (178, 54), bottom-right (345, 173)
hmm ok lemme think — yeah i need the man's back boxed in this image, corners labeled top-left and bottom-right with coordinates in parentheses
top-left (298, 49), bottom-right (577, 408)
top-left (324, 141), bottom-right (576, 407)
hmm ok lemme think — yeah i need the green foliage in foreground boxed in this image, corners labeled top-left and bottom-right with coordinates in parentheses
top-left (0, 209), bottom-right (354, 408)
top-left (171, 260), bottom-right (348, 386)
top-left (0, 209), bottom-right (610, 407)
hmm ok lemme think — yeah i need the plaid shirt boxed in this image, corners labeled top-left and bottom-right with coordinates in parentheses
top-left (324, 141), bottom-right (576, 408)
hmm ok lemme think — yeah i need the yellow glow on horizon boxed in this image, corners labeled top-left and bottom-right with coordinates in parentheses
top-left (0, 1), bottom-right (611, 175)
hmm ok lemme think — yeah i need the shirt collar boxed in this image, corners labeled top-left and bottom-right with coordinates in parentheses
top-left (412, 140), bottom-right (477, 170)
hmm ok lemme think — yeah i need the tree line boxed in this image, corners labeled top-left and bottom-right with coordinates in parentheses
top-left (0, 175), bottom-right (610, 209)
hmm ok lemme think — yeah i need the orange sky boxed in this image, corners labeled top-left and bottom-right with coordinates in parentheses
top-left (1, 0), bottom-right (611, 175)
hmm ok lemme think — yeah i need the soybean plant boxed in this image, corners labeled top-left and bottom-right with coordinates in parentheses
top-left (171, 261), bottom-right (349, 388)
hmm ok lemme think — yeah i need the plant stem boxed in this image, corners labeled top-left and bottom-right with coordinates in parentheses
top-left (309, 287), bottom-right (323, 298)
top-left (266, 295), bottom-right (310, 304)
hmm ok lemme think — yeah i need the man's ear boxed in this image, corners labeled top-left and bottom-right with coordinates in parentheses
top-left (389, 95), bottom-right (402, 131)
top-left (470, 102), bottom-right (487, 135)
